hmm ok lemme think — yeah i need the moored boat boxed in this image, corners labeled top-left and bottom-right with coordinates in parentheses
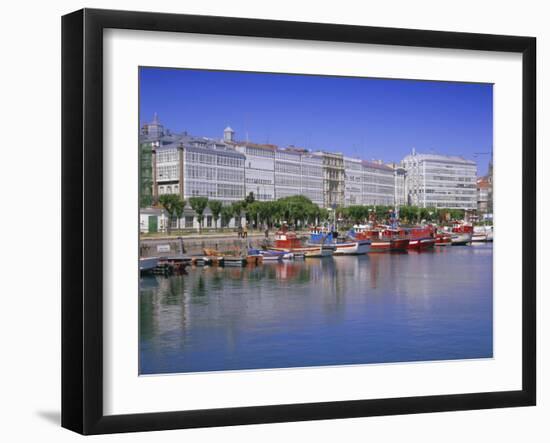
top-left (349, 225), bottom-right (409, 252)
top-left (400, 226), bottom-right (436, 250)
top-left (472, 225), bottom-right (494, 242)
top-left (222, 256), bottom-right (247, 267)
top-left (451, 222), bottom-right (473, 245)
top-left (309, 229), bottom-right (371, 255)
top-left (269, 229), bottom-right (334, 258)
top-left (140, 257), bottom-right (159, 273)
top-left (435, 231), bottom-right (452, 246)
top-left (248, 248), bottom-right (283, 262)
top-left (333, 239), bottom-right (371, 255)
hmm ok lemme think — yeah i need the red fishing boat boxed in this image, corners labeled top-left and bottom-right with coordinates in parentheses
top-left (351, 225), bottom-right (409, 252)
top-left (269, 229), bottom-right (334, 258)
top-left (401, 226), bottom-right (436, 250)
top-left (451, 222), bottom-right (473, 245)
top-left (435, 231), bottom-right (452, 246)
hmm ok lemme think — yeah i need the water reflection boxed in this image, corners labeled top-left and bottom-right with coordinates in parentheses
top-left (140, 244), bottom-right (493, 374)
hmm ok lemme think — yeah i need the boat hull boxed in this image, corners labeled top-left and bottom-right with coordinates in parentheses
top-left (472, 234), bottom-right (488, 242)
top-left (472, 227), bottom-right (493, 242)
top-left (370, 238), bottom-right (409, 252)
top-left (451, 232), bottom-right (472, 245)
top-left (222, 257), bottom-right (247, 266)
top-left (407, 237), bottom-right (436, 250)
top-left (139, 257), bottom-right (159, 272)
top-left (270, 245), bottom-right (334, 258)
top-left (333, 240), bottom-right (371, 255)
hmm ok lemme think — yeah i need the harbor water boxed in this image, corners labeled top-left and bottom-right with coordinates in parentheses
top-left (139, 243), bottom-right (493, 375)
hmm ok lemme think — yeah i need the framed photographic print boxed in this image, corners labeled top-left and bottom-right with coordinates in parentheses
top-left (61, 8), bottom-right (536, 435)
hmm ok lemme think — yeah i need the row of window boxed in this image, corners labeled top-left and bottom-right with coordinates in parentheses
top-left (276, 174), bottom-right (302, 187)
top-left (182, 165), bottom-right (245, 183)
top-left (301, 165), bottom-right (324, 177)
top-left (156, 150), bottom-right (179, 163)
top-left (158, 184), bottom-right (179, 194)
top-left (246, 147), bottom-right (275, 158)
top-left (184, 151), bottom-right (245, 168)
top-left (424, 167), bottom-right (477, 176)
top-left (344, 160), bottom-right (362, 169)
top-left (423, 173), bottom-right (477, 181)
top-left (301, 178), bottom-right (323, 189)
top-left (275, 161), bottom-right (301, 175)
top-left (157, 165), bottom-right (178, 180)
top-left (275, 151), bottom-right (301, 161)
top-left (245, 177), bottom-right (274, 185)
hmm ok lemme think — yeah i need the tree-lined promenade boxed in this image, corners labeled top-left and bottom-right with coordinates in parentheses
top-left (151, 192), bottom-right (467, 237)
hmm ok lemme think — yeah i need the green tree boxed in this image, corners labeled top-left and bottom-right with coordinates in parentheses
top-left (246, 201), bottom-right (262, 228)
top-left (189, 197), bottom-right (209, 233)
top-left (208, 200), bottom-right (223, 230)
top-left (159, 194), bottom-right (185, 235)
top-left (231, 201), bottom-right (243, 227)
top-left (425, 207), bottom-right (437, 222)
top-left (220, 205), bottom-right (234, 228)
top-left (449, 209), bottom-right (465, 221)
top-left (398, 205), bottom-right (409, 222)
top-left (347, 205), bottom-right (367, 223)
top-left (244, 191), bottom-right (256, 206)
top-left (319, 208), bottom-right (330, 223)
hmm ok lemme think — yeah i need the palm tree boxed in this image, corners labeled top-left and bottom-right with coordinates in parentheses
top-left (189, 197), bottom-right (208, 233)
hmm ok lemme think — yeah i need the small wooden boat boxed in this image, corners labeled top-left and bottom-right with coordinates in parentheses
top-left (222, 256), bottom-right (247, 267)
top-left (203, 248), bottom-right (223, 257)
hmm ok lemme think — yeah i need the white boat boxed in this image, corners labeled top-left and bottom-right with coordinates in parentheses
top-left (259, 253), bottom-right (283, 262)
top-left (472, 226), bottom-right (494, 242)
top-left (451, 232), bottom-right (473, 245)
top-left (333, 239), bottom-right (371, 255)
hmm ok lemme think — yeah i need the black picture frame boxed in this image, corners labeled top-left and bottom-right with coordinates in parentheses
top-left (62, 8), bottom-right (536, 435)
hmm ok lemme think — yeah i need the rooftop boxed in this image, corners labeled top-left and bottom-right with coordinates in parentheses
top-left (361, 160), bottom-right (394, 172)
top-left (402, 151), bottom-right (476, 166)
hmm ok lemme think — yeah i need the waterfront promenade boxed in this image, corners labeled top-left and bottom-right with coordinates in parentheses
top-left (140, 230), bottom-right (301, 257)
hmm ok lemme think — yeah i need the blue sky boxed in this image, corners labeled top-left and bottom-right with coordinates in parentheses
top-left (139, 67), bottom-right (493, 175)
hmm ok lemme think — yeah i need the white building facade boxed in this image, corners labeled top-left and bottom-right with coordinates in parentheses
top-left (141, 117), bottom-right (480, 217)
top-left (361, 161), bottom-right (395, 206)
top-left (300, 153), bottom-right (324, 207)
top-left (401, 151), bottom-right (477, 209)
top-left (274, 148), bottom-right (303, 199)
top-left (235, 144), bottom-right (276, 201)
top-left (154, 138), bottom-right (245, 203)
top-left (394, 166), bottom-right (407, 206)
top-left (344, 157), bottom-right (363, 206)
